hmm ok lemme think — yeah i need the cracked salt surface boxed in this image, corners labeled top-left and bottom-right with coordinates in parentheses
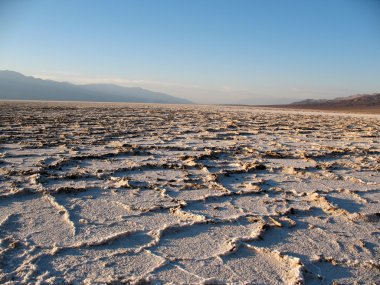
top-left (0, 101), bottom-right (379, 284)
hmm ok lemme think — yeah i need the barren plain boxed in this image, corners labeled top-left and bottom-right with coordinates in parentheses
top-left (0, 102), bottom-right (379, 284)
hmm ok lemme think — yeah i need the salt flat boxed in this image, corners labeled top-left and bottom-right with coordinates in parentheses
top-left (0, 101), bottom-right (379, 284)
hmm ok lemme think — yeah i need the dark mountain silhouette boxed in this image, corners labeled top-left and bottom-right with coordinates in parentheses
top-left (290, 93), bottom-right (380, 108)
top-left (0, 70), bottom-right (192, 104)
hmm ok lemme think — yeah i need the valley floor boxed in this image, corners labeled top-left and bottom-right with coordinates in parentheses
top-left (0, 102), bottom-right (379, 284)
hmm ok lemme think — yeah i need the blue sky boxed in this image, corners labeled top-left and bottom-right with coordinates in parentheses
top-left (0, 0), bottom-right (379, 104)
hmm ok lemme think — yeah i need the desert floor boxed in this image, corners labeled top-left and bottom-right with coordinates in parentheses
top-left (0, 102), bottom-right (379, 284)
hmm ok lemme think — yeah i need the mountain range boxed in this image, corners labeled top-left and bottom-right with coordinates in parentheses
top-left (290, 93), bottom-right (380, 108)
top-left (1, 70), bottom-right (378, 110)
top-left (0, 70), bottom-right (191, 104)
top-left (272, 92), bottom-right (380, 114)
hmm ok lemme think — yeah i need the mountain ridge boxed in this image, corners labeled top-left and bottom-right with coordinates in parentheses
top-left (0, 70), bottom-right (192, 104)
top-left (291, 93), bottom-right (380, 108)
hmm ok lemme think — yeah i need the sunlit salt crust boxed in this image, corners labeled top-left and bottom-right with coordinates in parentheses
top-left (0, 102), bottom-right (379, 284)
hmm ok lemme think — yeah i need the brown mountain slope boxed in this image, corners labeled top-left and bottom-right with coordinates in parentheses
top-left (291, 93), bottom-right (380, 108)
top-left (269, 93), bottom-right (380, 114)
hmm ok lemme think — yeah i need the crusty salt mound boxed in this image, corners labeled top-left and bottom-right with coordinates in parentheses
top-left (0, 102), bottom-right (379, 284)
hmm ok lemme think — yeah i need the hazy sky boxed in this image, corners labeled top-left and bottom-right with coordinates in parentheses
top-left (1, 0), bottom-right (379, 104)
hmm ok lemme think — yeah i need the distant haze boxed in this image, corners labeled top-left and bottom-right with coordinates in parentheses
top-left (1, 1), bottom-right (380, 104)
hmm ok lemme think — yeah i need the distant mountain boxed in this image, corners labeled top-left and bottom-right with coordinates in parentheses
top-left (290, 93), bottom-right (380, 108)
top-left (0, 70), bottom-right (192, 104)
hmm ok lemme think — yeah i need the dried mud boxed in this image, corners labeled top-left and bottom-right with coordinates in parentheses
top-left (0, 102), bottom-right (379, 284)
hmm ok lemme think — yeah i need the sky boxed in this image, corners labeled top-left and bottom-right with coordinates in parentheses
top-left (0, 0), bottom-right (379, 104)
